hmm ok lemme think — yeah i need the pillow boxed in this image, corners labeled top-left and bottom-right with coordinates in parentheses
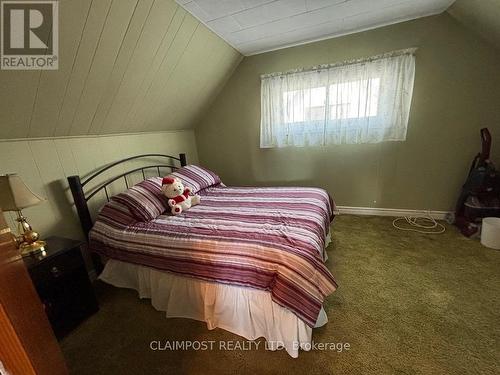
top-left (111, 177), bottom-right (167, 222)
top-left (170, 165), bottom-right (221, 193)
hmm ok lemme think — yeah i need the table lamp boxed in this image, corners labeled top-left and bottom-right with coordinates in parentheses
top-left (0, 174), bottom-right (46, 256)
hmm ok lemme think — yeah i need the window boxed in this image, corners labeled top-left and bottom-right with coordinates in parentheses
top-left (260, 49), bottom-right (416, 148)
top-left (328, 78), bottom-right (380, 120)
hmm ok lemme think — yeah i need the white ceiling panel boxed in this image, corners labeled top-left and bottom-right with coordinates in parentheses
top-left (181, 1), bottom-right (212, 20)
top-left (207, 16), bottom-right (243, 34)
top-left (177, 0), bottom-right (456, 55)
top-left (236, 17), bottom-right (345, 53)
top-left (233, 0), bottom-right (307, 28)
top-left (306, 0), bottom-right (347, 12)
top-left (242, 0), bottom-right (276, 7)
top-left (194, 0), bottom-right (247, 20)
top-left (343, 0), bottom-right (448, 33)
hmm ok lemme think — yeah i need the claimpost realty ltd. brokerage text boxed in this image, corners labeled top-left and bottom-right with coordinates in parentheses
top-left (150, 340), bottom-right (351, 352)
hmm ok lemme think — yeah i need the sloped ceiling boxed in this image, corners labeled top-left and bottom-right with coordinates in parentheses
top-left (447, 0), bottom-right (500, 50)
top-left (0, 0), bottom-right (242, 139)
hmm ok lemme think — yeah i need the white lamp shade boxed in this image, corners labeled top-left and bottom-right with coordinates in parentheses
top-left (0, 174), bottom-right (45, 211)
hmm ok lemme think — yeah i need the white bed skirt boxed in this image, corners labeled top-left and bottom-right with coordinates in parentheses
top-left (99, 232), bottom-right (331, 358)
top-left (100, 263), bottom-right (328, 358)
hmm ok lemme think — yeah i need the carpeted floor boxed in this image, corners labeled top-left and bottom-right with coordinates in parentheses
top-left (60, 215), bottom-right (500, 374)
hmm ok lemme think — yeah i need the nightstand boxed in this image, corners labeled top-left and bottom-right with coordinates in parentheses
top-left (23, 236), bottom-right (99, 339)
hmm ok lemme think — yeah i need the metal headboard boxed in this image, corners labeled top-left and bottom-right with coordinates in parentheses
top-left (68, 153), bottom-right (187, 239)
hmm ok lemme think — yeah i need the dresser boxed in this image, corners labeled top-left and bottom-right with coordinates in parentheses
top-left (0, 210), bottom-right (68, 375)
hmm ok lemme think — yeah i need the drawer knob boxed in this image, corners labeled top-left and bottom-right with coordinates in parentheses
top-left (51, 266), bottom-right (61, 277)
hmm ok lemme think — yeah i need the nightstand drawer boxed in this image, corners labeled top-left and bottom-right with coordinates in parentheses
top-left (29, 247), bottom-right (83, 286)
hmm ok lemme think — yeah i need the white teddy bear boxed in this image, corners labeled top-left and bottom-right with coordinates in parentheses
top-left (161, 176), bottom-right (200, 215)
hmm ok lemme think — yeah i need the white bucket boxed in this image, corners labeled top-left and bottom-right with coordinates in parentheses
top-left (481, 217), bottom-right (500, 249)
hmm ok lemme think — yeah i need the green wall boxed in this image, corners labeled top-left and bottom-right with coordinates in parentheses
top-left (0, 130), bottom-right (198, 241)
top-left (195, 14), bottom-right (500, 211)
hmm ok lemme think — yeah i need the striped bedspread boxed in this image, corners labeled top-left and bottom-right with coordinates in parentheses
top-left (90, 185), bottom-right (338, 327)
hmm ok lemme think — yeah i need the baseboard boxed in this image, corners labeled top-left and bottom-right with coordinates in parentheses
top-left (335, 206), bottom-right (453, 221)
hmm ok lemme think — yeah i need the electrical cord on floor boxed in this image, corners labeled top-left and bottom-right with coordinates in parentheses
top-left (392, 212), bottom-right (446, 234)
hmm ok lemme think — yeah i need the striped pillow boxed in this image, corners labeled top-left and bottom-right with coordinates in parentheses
top-left (111, 177), bottom-right (166, 222)
top-left (171, 165), bottom-right (221, 193)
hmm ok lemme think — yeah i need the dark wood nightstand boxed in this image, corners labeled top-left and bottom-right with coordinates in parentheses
top-left (23, 236), bottom-right (98, 339)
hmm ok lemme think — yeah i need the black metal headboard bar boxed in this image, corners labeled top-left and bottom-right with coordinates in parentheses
top-left (68, 153), bottom-right (187, 239)
top-left (85, 164), bottom-right (179, 201)
top-left (81, 153), bottom-right (183, 187)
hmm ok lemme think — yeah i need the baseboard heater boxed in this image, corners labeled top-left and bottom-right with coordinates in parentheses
top-left (336, 206), bottom-right (452, 221)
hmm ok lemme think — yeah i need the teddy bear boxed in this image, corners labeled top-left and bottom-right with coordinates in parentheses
top-left (161, 176), bottom-right (200, 215)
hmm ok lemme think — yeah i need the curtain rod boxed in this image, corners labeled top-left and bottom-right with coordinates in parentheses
top-left (260, 47), bottom-right (418, 79)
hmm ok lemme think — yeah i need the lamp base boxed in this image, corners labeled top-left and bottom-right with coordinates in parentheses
top-left (20, 240), bottom-right (46, 257)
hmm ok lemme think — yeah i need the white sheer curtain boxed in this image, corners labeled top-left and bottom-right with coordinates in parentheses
top-left (260, 49), bottom-right (416, 148)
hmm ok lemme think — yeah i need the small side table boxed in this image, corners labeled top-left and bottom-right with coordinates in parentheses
top-left (23, 236), bottom-right (98, 338)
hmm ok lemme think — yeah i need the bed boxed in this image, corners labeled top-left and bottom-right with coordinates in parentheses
top-left (68, 154), bottom-right (337, 358)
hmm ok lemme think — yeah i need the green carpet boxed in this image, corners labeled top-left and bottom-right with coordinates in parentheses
top-left (60, 215), bottom-right (500, 374)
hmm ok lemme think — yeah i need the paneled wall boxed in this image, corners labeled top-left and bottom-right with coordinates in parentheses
top-left (0, 0), bottom-right (242, 139)
top-left (0, 130), bottom-right (198, 240)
